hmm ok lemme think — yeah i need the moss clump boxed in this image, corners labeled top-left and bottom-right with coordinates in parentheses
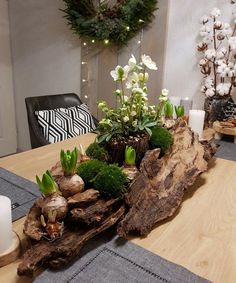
top-left (93, 164), bottom-right (128, 199)
top-left (85, 142), bottom-right (109, 162)
top-left (150, 127), bottom-right (173, 152)
top-left (77, 160), bottom-right (106, 187)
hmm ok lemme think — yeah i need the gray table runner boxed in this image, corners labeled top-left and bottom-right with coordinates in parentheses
top-left (34, 234), bottom-right (211, 283)
top-left (0, 167), bottom-right (40, 221)
top-left (215, 140), bottom-right (236, 161)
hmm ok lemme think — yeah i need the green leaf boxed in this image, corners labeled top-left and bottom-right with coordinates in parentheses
top-left (164, 101), bottom-right (174, 118)
top-left (125, 146), bottom-right (136, 166)
top-left (175, 105), bottom-right (185, 117)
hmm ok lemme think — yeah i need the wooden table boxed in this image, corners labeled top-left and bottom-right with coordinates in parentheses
top-left (0, 133), bottom-right (236, 283)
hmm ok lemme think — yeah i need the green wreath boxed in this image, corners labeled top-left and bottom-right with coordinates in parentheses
top-left (62, 0), bottom-right (158, 46)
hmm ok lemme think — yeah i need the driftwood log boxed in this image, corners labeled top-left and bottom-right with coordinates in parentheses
top-left (18, 205), bottom-right (125, 276)
top-left (118, 121), bottom-right (217, 237)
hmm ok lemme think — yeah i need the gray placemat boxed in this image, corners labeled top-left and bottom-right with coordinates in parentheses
top-left (0, 167), bottom-right (40, 221)
top-left (34, 234), bottom-right (211, 283)
top-left (215, 140), bottom-right (236, 161)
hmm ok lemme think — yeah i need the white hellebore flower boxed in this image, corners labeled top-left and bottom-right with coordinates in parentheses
top-left (123, 96), bottom-right (128, 102)
top-left (210, 8), bottom-right (221, 18)
top-left (128, 54), bottom-right (137, 69)
top-left (130, 111), bottom-right (137, 117)
top-left (200, 15), bottom-right (209, 24)
top-left (123, 116), bottom-right (129, 123)
top-left (216, 83), bottom-right (231, 96)
top-left (141, 54), bottom-right (158, 70)
top-left (205, 88), bottom-right (215, 97)
top-left (205, 49), bottom-right (216, 60)
top-left (110, 65), bottom-right (129, 81)
top-left (199, 25), bottom-right (211, 37)
top-left (126, 72), bottom-right (139, 89)
top-left (229, 37), bottom-right (236, 50)
top-left (161, 88), bottom-right (169, 97)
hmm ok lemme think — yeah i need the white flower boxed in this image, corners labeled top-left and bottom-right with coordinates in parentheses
top-left (110, 65), bottom-right (129, 81)
top-left (229, 37), bottom-right (236, 50)
top-left (123, 116), bottom-right (129, 123)
top-left (205, 88), bottom-right (215, 97)
top-left (200, 15), bottom-right (209, 24)
top-left (126, 72), bottom-right (139, 89)
top-left (216, 83), bottom-right (231, 96)
top-left (210, 8), bottom-right (221, 18)
top-left (130, 111), bottom-right (137, 117)
top-left (143, 106), bottom-right (148, 111)
top-left (123, 96), bottom-right (128, 102)
top-left (205, 49), bottom-right (216, 60)
top-left (132, 87), bottom-right (145, 94)
top-left (161, 88), bottom-right (169, 97)
top-left (199, 25), bottom-right (211, 37)
top-left (141, 54), bottom-right (158, 70)
top-left (139, 72), bottom-right (149, 82)
top-left (216, 47), bottom-right (227, 59)
top-left (159, 96), bottom-right (168, 102)
top-left (128, 54), bottom-right (137, 69)
top-left (114, 89), bottom-right (121, 96)
top-left (205, 77), bottom-right (214, 88)
top-left (98, 101), bottom-right (106, 109)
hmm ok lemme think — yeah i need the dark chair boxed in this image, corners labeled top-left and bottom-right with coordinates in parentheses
top-left (25, 93), bottom-right (98, 149)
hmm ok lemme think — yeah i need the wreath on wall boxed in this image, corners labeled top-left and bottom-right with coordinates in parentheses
top-left (62, 0), bottom-right (158, 47)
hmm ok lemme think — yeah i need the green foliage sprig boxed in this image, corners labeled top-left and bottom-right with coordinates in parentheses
top-left (36, 170), bottom-right (59, 196)
top-left (175, 105), bottom-right (185, 118)
top-left (125, 146), bottom-right (136, 166)
top-left (62, 0), bottom-right (158, 47)
top-left (164, 101), bottom-right (174, 119)
top-left (60, 147), bottom-right (78, 175)
top-left (93, 164), bottom-right (128, 198)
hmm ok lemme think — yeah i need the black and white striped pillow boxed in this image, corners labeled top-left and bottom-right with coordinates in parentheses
top-left (35, 104), bottom-right (96, 143)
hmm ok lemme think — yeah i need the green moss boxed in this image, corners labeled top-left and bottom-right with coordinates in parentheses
top-left (77, 160), bottom-right (106, 187)
top-left (85, 142), bottom-right (109, 162)
top-left (93, 165), bottom-right (128, 199)
top-left (150, 127), bottom-right (173, 152)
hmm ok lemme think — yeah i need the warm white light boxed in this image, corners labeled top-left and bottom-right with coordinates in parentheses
top-left (138, 40), bottom-right (141, 44)
top-left (81, 61), bottom-right (87, 65)
top-left (126, 26), bottom-right (130, 31)
top-left (91, 39), bottom-right (95, 43)
top-left (139, 19), bottom-right (144, 23)
top-left (82, 79), bottom-right (87, 82)
top-left (83, 42), bottom-right (87, 46)
top-left (104, 39), bottom-right (109, 44)
top-left (84, 95), bottom-right (88, 99)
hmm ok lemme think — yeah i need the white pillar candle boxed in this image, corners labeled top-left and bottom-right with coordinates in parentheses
top-left (180, 97), bottom-right (193, 116)
top-left (169, 96), bottom-right (181, 118)
top-left (0, 196), bottom-right (12, 254)
top-left (188, 110), bottom-right (205, 139)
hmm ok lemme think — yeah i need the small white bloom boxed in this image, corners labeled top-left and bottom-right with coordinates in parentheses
top-left (139, 72), bottom-right (149, 82)
top-left (110, 65), bottom-right (130, 81)
top-left (143, 106), bottom-right (148, 111)
top-left (114, 89), bottom-right (121, 96)
top-left (141, 54), bottom-right (158, 70)
top-left (130, 111), bottom-right (137, 117)
top-left (210, 8), bottom-right (221, 18)
top-left (132, 87), bottom-right (145, 94)
top-left (128, 54), bottom-right (137, 69)
top-left (199, 25), bottom-right (211, 37)
top-left (216, 47), bottom-right (227, 59)
top-left (205, 88), bottom-right (215, 97)
top-left (161, 88), bottom-right (169, 97)
top-left (229, 37), bottom-right (236, 50)
top-left (216, 83), bottom-right (231, 96)
top-left (205, 49), bottom-right (216, 60)
top-left (123, 96), bottom-right (128, 102)
top-left (200, 15), bottom-right (209, 24)
top-left (98, 101), bottom-right (106, 109)
top-left (123, 116), bottom-right (129, 123)
top-left (159, 96), bottom-right (168, 102)
top-left (126, 72), bottom-right (139, 89)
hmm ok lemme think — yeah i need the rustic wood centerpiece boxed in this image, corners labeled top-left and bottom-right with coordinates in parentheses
top-left (17, 55), bottom-right (217, 277)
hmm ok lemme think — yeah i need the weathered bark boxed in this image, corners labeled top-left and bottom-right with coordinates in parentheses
top-left (67, 189), bottom-right (100, 206)
top-left (23, 199), bottom-right (44, 241)
top-left (18, 205), bottom-right (125, 277)
top-left (70, 198), bottom-right (121, 224)
top-left (118, 122), bottom-right (216, 237)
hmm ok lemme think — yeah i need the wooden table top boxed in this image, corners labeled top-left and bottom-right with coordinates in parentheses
top-left (0, 132), bottom-right (236, 283)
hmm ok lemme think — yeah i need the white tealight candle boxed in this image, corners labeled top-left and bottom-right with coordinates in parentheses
top-left (0, 196), bottom-right (12, 254)
top-left (169, 96), bottom-right (181, 118)
top-left (180, 97), bottom-right (193, 116)
top-left (188, 110), bottom-right (205, 139)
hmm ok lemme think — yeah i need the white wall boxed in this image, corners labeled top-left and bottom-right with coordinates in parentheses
top-left (163, 0), bottom-right (236, 109)
top-left (0, 0), bottom-right (17, 156)
top-left (9, 0), bottom-right (81, 151)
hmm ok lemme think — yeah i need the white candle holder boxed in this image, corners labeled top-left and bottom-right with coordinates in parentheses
top-left (0, 196), bottom-right (21, 267)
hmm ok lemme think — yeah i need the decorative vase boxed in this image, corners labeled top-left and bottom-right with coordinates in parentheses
top-left (204, 96), bottom-right (236, 126)
top-left (106, 132), bottom-right (149, 166)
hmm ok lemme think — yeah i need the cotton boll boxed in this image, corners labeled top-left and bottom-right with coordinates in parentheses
top-left (200, 25), bottom-right (211, 37)
top-left (210, 8), bottom-right (221, 18)
top-left (205, 49), bottom-right (216, 60)
top-left (200, 15), bottom-right (209, 24)
top-left (206, 88), bottom-right (215, 97)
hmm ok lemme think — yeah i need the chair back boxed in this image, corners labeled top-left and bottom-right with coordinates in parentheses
top-left (25, 93), bottom-right (84, 148)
